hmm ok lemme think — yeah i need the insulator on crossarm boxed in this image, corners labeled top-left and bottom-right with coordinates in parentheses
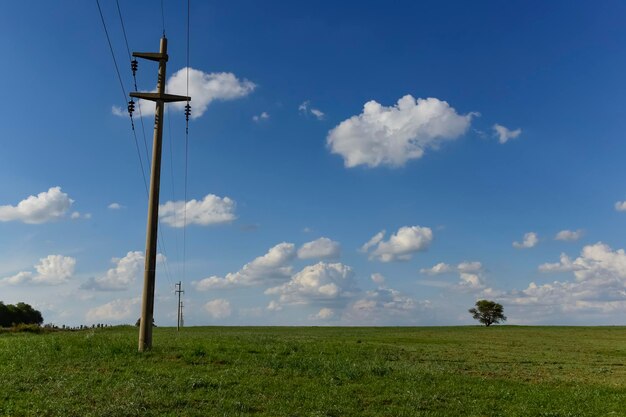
top-left (184, 103), bottom-right (191, 121)
top-left (128, 99), bottom-right (135, 115)
top-left (131, 59), bottom-right (138, 76)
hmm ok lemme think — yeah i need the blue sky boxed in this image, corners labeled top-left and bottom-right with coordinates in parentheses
top-left (2, 0), bottom-right (626, 326)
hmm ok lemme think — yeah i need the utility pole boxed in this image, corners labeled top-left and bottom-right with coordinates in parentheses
top-left (175, 281), bottom-right (184, 331)
top-left (131, 37), bottom-right (190, 352)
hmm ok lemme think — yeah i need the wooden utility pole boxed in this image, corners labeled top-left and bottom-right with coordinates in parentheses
top-left (175, 281), bottom-right (184, 331)
top-left (131, 37), bottom-right (190, 352)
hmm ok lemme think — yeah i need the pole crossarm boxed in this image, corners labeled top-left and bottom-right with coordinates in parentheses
top-left (133, 52), bottom-right (168, 62)
top-left (130, 92), bottom-right (190, 103)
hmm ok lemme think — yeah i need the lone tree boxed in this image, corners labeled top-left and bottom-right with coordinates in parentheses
top-left (469, 300), bottom-right (506, 327)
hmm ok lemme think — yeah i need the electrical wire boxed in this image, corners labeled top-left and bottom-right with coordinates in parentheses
top-left (182, 0), bottom-right (191, 287)
top-left (105, 0), bottom-right (176, 288)
top-left (96, 0), bottom-right (149, 196)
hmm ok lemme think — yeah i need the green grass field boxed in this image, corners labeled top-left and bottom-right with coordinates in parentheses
top-left (1, 326), bottom-right (625, 416)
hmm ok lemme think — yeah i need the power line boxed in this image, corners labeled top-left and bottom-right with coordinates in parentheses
top-left (96, 0), bottom-right (126, 102)
top-left (115, 0), bottom-right (151, 179)
top-left (166, 108), bottom-right (182, 280)
top-left (96, 0), bottom-right (149, 195)
top-left (104, 0), bottom-right (176, 289)
top-left (182, 0), bottom-right (191, 287)
top-left (115, 0), bottom-right (132, 62)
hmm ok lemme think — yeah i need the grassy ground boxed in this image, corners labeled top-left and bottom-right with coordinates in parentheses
top-left (1, 326), bottom-right (626, 416)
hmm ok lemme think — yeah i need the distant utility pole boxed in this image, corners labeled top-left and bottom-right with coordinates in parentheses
top-left (131, 37), bottom-right (190, 352)
top-left (175, 281), bottom-right (184, 331)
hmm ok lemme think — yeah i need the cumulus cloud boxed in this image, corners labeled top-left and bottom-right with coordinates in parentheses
top-left (86, 298), bottom-right (140, 323)
top-left (420, 262), bottom-right (454, 275)
top-left (193, 243), bottom-right (296, 290)
top-left (299, 100), bottom-right (325, 120)
top-left (81, 251), bottom-right (153, 291)
top-left (309, 307), bottom-right (335, 320)
top-left (265, 262), bottom-right (356, 308)
top-left (327, 95), bottom-right (475, 168)
top-left (297, 237), bottom-right (341, 259)
top-left (555, 229), bottom-right (583, 241)
top-left (108, 203), bottom-right (123, 210)
top-left (114, 68), bottom-right (255, 119)
top-left (538, 253), bottom-right (582, 273)
top-left (252, 111), bottom-right (270, 122)
top-left (346, 286), bottom-right (431, 324)
top-left (615, 201), bottom-right (626, 212)
top-left (363, 226), bottom-right (433, 262)
top-left (492, 124), bottom-right (522, 144)
top-left (513, 232), bottom-right (539, 249)
top-left (267, 300), bottom-right (282, 311)
top-left (502, 243), bottom-right (626, 320)
top-left (70, 211), bottom-right (91, 220)
top-left (0, 187), bottom-right (73, 224)
top-left (205, 299), bottom-right (232, 319)
top-left (1, 255), bottom-right (76, 286)
top-left (159, 194), bottom-right (236, 228)
top-left (360, 230), bottom-right (385, 253)
top-left (370, 273), bottom-right (386, 284)
top-left (420, 260), bottom-right (486, 291)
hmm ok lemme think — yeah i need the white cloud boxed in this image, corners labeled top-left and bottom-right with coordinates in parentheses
top-left (108, 203), bottom-right (123, 210)
top-left (538, 253), bottom-right (581, 273)
top-left (115, 68), bottom-right (255, 119)
top-left (458, 261), bottom-right (482, 273)
top-left (309, 307), bottom-right (335, 320)
top-left (267, 300), bottom-right (282, 311)
top-left (265, 262), bottom-right (356, 308)
top-left (540, 243), bottom-right (626, 283)
top-left (327, 95), bottom-right (475, 168)
top-left (420, 262), bottom-right (454, 275)
top-left (346, 286), bottom-right (431, 324)
top-left (86, 298), bottom-right (140, 323)
top-left (615, 201), bottom-right (626, 212)
top-left (458, 272), bottom-right (485, 291)
top-left (204, 299), bottom-right (232, 319)
top-left (252, 111), bottom-right (270, 122)
top-left (159, 194), bottom-right (236, 228)
top-left (360, 230), bottom-right (385, 253)
top-left (420, 260), bottom-right (486, 291)
top-left (493, 123), bottom-right (522, 144)
top-left (370, 273), bottom-right (386, 284)
top-left (555, 229), bottom-right (583, 241)
top-left (81, 251), bottom-right (147, 291)
top-left (364, 226), bottom-right (433, 262)
top-left (1, 255), bottom-right (76, 286)
top-left (70, 211), bottom-right (91, 220)
top-left (0, 187), bottom-right (73, 224)
top-left (299, 100), bottom-right (325, 120)
top-left (502, 243), bottom-right (626, 320)
top-left (513, 232), bottom-right (539, 249)
top-left (297, 237), bottom-right (341, 259)
top-left (310, 109), bottom-right (325, 120)
top-left (193, 243), bottom-right (296, 290)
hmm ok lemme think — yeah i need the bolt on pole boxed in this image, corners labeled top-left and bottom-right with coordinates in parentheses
top-left (131, 37), bottom-right (190, 352)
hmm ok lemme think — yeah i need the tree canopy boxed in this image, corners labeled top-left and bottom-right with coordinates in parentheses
top-left (0, 302), bottom-right (44, 327)
top-left (469, 300), bottom-right (506, 327)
